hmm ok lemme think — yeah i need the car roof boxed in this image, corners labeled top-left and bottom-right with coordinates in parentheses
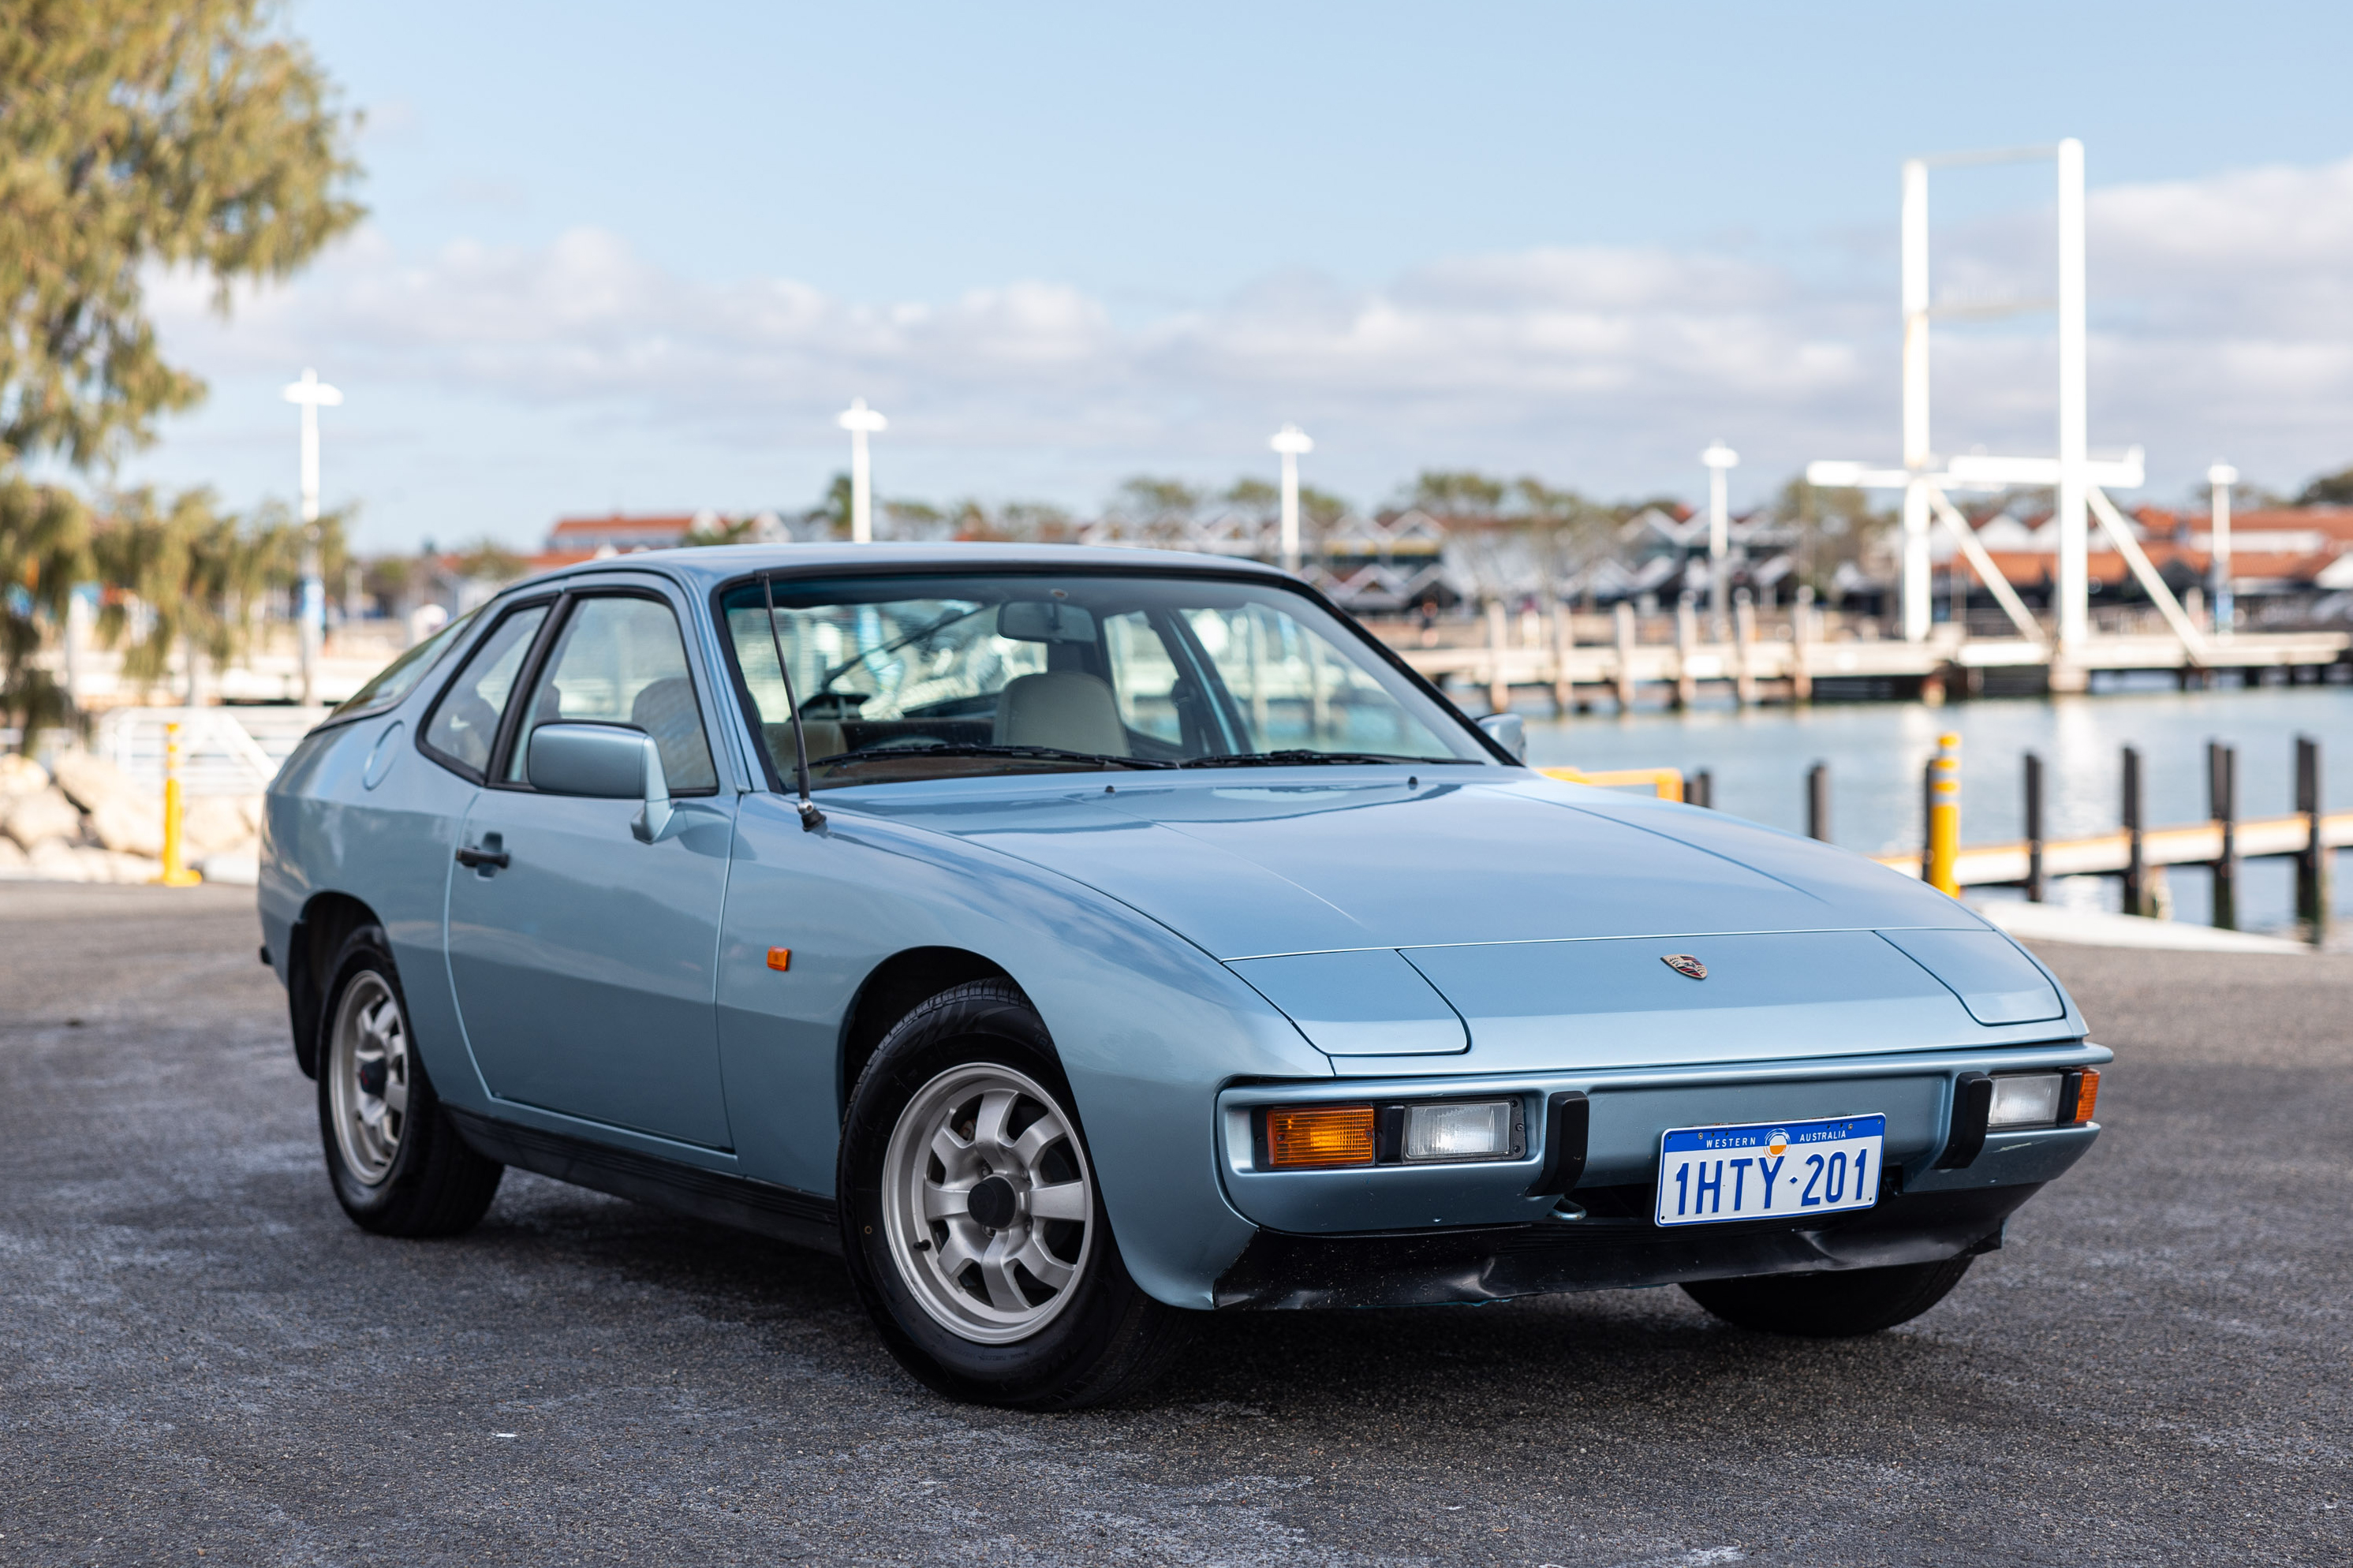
top-left (508, 541), bottom-right (1299, 595)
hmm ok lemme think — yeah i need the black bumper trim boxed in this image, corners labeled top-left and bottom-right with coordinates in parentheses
top-left (445, 1107), bottom-right (841, 1255)
top-left (1211, 1184), bottom-right (2038, 1310)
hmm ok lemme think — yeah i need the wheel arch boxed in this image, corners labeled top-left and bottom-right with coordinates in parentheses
top-left (287, 890), bottom-right (383, 1079)
top-left (838, 946), bottom-right (1020, 1114)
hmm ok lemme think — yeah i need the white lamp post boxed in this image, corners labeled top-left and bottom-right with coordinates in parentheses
top-left (1701, 440), bottom-right (1739, 637)
top-left (282, 368), bottom-right (343, 705)
top-left (838, 398), bottom-right (888, 543)
top-left (1269, 424), bottom-right (1314, 574)
top-left (2207, 462), bottom-right (2239, 638)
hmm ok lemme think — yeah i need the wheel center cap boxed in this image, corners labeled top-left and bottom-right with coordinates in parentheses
top-left (967, 1174), bottom-right (1020, 1230)
top-left (357, 1058), bottom-right (388, 1097)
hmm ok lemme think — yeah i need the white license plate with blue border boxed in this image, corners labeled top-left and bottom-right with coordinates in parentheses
top-left (1655, 1114), bottom-right (1886, 1227)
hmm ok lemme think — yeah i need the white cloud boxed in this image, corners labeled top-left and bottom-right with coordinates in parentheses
top-left (144, 151), bottom-right (2353, 516)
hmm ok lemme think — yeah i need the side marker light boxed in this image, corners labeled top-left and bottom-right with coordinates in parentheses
top-left (1264, 1104), bottom-right (1376, 1168)
top-left (766, 947), bottom-right (792, 972)
top-left (2071, 1067), bottom-right (2099, 1124)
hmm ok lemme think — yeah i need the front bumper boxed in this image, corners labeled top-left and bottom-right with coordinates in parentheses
top-left (1213, 1182), bottom-right (2037, 1310)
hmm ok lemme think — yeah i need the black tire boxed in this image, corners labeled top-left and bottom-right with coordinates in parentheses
top-left (1682, 1254), bottom-right (1975, 1337)
top-left (838, 980), bottom-right (1193, 1409)
top-left (316, 924), bottom-right (503, 1238)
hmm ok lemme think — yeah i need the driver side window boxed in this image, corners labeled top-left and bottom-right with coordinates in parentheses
top-left (506, 595), bottom-right (719, 793)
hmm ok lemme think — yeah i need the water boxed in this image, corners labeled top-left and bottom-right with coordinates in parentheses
top-left (1517, 683), bottom-right (2353, 939)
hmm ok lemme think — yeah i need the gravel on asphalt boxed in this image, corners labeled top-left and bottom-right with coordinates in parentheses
top-left (1, 883), bottom-right (2346, 1566)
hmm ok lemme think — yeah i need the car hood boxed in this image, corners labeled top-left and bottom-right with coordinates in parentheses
top-left (842, 769), bottom-right (1979, 958)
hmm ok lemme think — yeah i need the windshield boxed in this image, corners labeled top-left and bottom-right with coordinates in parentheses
top-left (719, 573), bottom-right (1489, 788)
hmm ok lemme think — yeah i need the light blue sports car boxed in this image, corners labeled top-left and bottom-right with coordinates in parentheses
top-left (260, 545), bottom-right (2105, 1408)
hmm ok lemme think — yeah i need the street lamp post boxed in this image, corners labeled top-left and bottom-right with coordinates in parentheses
top-left (2207, 462), bottom-right (2239, 638)
top-left (838, 398), bottom-right (888, 543)
top-left (1701, 440), bottom-right (1739, 638)
top-left (282, 368), bottom-right (343, 706)
top-left (1269, 424), bottom-right (1314, 574)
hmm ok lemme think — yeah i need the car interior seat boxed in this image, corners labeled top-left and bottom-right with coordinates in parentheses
top-left (992, 671), bottom-right (1130, 757)
top-left (629, 678), bottom-right (715, 789)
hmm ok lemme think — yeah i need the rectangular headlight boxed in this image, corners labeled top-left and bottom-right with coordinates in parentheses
top-left (1987, 1072), bottom-right (2063, 1128)
top-left (1402, 1099), bottom-right (1516, 1163)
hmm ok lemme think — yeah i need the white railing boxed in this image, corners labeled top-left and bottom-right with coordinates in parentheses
top-left (92, 707), bottom-right (331, 797)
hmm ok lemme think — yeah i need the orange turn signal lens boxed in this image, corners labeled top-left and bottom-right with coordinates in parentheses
top-left (2072, 1067), bottom-right (2099, 1123)
top-left (766, 947), bottom-right (792, 972)
top-left (1264, 1104), bottom-right (1377, 1169)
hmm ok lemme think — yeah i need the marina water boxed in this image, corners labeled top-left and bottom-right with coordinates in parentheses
top-left (1519, 681), bottom-right (2353, 939)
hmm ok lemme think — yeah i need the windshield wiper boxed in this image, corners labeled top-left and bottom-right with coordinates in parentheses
top-left (1178, 750), bottom-right (1470, 768)
top-left (817, 743), bottom-right (1177, 771)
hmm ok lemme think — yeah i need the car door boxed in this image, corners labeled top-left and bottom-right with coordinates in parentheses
top-left (441, 584), bottom-right (739, 1149)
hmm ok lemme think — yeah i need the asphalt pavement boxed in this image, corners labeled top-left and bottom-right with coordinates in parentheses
top-left (2, 882), bottom-right (2346, 1566)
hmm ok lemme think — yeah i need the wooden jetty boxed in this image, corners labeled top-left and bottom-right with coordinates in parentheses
top-left (1394, 600), bottom-right (2350, 711)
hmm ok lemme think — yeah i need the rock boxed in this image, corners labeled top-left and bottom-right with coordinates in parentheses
top-left (88, 793), bottom-right (166, 857)
top-left (25, 837), bottom-right (92, 882)
top-left (3, 787), bottom-right (84, 849)
top-left (198, 849), bottom-right (260, 886)
top-left (0, 753), bottom-right (49, 800)
top-left (0, 835), bottom-right (27, 872)
top-left (103, 852), bottom-right (165, 884)
top-left (183, 796), bottom-right (253, 857)
top-left (49, 748), bottom-right (141, 814)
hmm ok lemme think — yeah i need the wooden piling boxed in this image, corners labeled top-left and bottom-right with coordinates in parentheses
top-left (1806, 762), bottom-right (1829, 842)
top-left (1485, 599), bottom-right (1511, 715)
top-left (1672, 595), bottom-right (1698, 711)
top-left (2296, 734), bottom-right (2328, 939)
top-left (1732, 590), bottom-right (1757, 707)
top-left (1688, 768), bottom-right (1713, 809)
top-left (1791, 586), bottom-right (1814, 704)
top-left (2122, 746), bottom-right (2147, 917)
top-left (2209, 741), bottom-right (2239, 930)
top-left (2023, 752), bottom-right (2045, 902)
top-left (1548, 603), bottom-right (1574, 716)
top-left (1612, 602), bottom-right (1638, 714)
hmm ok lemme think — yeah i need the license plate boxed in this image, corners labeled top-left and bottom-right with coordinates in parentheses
top-left (1654, 1114), bottom-right (1885, 1227)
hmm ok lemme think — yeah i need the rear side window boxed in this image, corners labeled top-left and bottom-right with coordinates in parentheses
top-left (505, 595), bottom-right (718, 793)
top-left (421, 605), bottom-right (550, 776)
top-left (328, 607), bottom-right (480, 722)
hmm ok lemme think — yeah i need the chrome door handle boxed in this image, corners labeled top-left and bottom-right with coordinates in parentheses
top-left (454, 845), bottom-right (510, 869)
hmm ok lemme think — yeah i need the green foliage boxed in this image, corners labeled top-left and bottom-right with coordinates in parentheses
top-left (450, 538), bottom-right (524, 581)
top-left (1772, 478), bottom-right (1895, 598)
top-left (683, 514), bottom-right (760, 547)
top-left (1112, 476), bottom-right (1204, 522)
top-left (1400, 470), bottom-right (1507, 516)
top-left (0, 0), bottom-right (362, 739)
top-left (0, 0), bottom-right (364, 469)
top-left (0, 476), bottom-right (88, 739)
top-left (91, 487), bottom-right (294, 692)
top-left (2295, 465), bottom-right (2353, 507)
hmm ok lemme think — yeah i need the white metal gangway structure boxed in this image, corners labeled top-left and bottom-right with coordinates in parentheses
top-left (1808, 139), bottom-right (2223, 688)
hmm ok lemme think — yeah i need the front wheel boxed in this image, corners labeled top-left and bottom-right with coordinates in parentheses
top-left (838, 980), bottom-right (1192, 1409)
top-left (317, 924), bottom-right (504, 1237)
top-left (1681, 1255), bottom-right (1974, 1337)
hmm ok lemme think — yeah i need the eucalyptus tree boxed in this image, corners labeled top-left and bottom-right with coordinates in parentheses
top-left (0, 0), bottom-right (362, 740)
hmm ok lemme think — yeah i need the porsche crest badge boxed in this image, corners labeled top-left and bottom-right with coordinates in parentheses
top-left (1660, 953), bottom-right (1707, 980)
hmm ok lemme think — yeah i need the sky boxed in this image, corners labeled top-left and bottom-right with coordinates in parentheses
top-left (114, 1), bottom-right (2353, 552)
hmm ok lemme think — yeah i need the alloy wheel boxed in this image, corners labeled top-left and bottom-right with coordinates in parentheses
top-left (328, 972), bottom-right (409, 1185)
top-left (880, 1062), bottom-right (1095, 1344)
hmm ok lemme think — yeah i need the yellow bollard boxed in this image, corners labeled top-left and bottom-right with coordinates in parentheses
top-left (158, 722), bottom-right (203, 887)
top-left (1925, 731), bottom-right (1961, 896)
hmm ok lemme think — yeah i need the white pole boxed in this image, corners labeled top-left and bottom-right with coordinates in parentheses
top-left (2208, 461), bottom-right (2238, 637)
top-left (1269, 424), bottom-right (1314, 574)
top-left (281, 368), bottom-right (342, 706)
top-left (1900, 159), bottom-right (1933, 644)
top-left (838, 398), bottom-right (888, 543)
top-left (2054, 137), bottom-right (2089, 651)
top-left (1701, 441), bottom-right (1738, 637)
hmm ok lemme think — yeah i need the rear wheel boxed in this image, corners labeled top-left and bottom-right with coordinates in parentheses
top-left (838, 980), bottom-right (1192, 1409)
top-left (318, 924), bottom-right (503, 1237)
top-left (1682, 1255), bottom-right (1974, 1337)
